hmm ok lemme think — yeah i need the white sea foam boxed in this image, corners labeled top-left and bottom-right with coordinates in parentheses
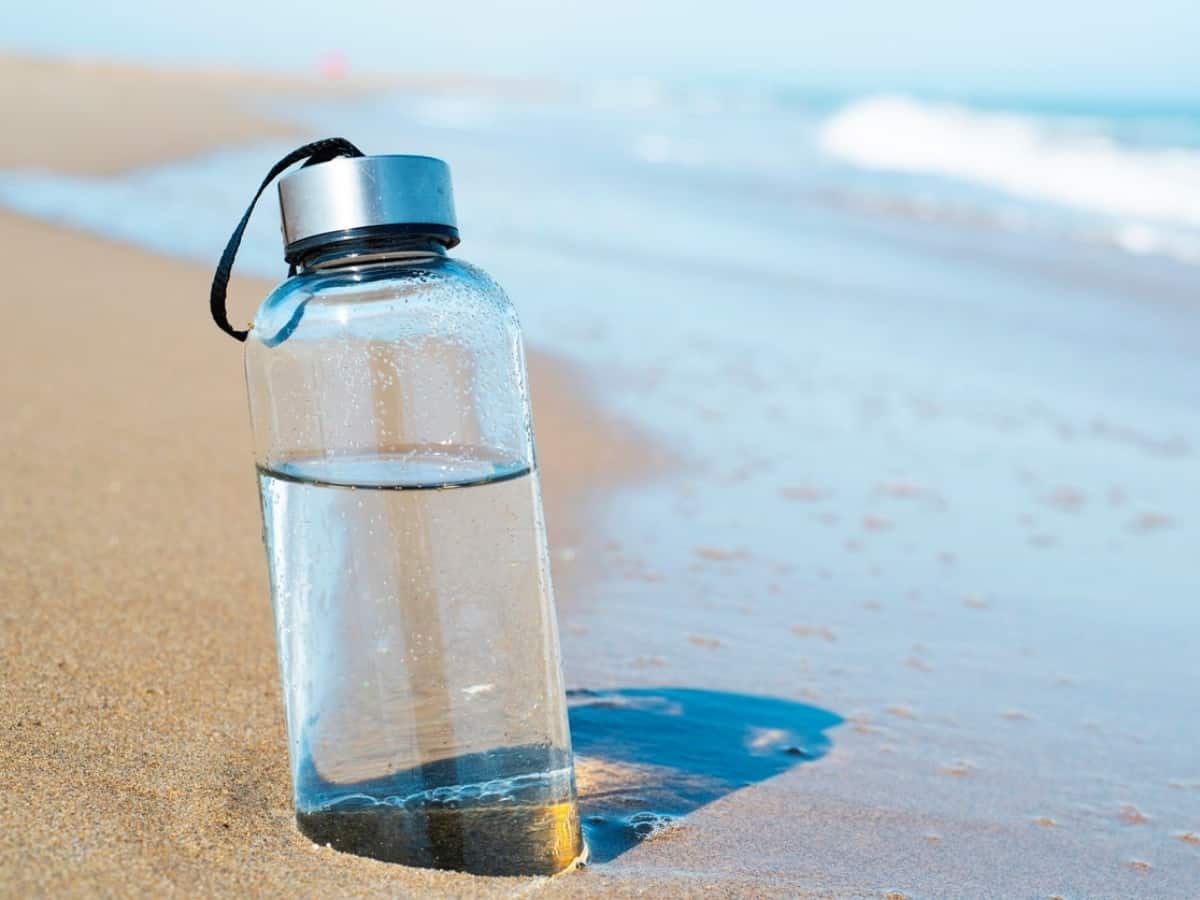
top-left (819, 95), bottom-right (1200, 235)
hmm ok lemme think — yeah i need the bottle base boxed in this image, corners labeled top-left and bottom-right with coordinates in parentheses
top-left (297, 799), bottom-right (584, 876)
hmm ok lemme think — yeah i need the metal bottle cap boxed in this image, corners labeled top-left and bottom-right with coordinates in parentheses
top-left (277, 155), bottom-right (459, 261)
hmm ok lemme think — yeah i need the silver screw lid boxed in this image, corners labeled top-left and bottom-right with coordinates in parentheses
top-left (277, 154), bottom-right (459, 260)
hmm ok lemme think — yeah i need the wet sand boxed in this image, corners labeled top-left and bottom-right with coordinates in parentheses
top-left (3, 56), bottom-right (1199, 898)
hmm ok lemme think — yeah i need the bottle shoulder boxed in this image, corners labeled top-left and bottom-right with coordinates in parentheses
top-left (250, 255), bottom-right (516, 348)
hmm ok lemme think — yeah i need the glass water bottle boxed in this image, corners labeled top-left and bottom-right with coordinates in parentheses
top-left (242, 154), bottom-right (583, 875)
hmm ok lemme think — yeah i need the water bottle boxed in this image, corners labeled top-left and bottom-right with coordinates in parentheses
top-left (209, 140), bottom-right (584, 875)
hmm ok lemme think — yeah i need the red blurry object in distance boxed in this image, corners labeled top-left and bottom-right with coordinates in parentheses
top-left (318, 51), bottom-right (348, 80)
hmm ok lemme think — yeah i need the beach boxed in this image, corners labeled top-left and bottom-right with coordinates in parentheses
top-left (2, 55), bottom-right (1199, 898)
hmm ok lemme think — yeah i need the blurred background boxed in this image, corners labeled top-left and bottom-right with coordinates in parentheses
top-left (7, 0), bottom-right (1199, 96)
top-left (3, 2), bottom-right (1199, 896)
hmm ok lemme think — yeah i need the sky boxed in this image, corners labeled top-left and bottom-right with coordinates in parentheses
top-left (6, 0), bottom-right (1199, 100)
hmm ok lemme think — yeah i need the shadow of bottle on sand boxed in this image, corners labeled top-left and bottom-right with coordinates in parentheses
top-left (568, 687), bottom-right (842, 863)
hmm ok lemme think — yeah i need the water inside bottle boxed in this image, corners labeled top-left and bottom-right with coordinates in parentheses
top-left (257, 447), bottom-right (583, 874)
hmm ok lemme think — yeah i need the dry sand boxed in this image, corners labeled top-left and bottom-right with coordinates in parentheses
top-left (0, 55), bottom-right (360, 175)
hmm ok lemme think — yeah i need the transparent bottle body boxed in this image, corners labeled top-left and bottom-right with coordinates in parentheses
top-left (244, 245), bottom-right (582, 874)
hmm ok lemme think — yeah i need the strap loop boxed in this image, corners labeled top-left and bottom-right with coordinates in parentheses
top-left (210, 137), bottom-right (364, 342)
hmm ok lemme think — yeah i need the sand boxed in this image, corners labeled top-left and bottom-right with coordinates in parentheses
top-left (0, 55), bottom-right (360, 175)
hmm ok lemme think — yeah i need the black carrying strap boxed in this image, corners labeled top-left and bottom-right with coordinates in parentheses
top-left (210, 137), bottom-right (365, 342)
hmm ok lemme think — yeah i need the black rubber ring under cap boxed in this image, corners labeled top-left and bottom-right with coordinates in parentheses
top-left (284, 223), bottom-right (462, 264)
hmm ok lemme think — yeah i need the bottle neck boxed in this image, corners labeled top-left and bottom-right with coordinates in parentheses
top-left (292, 234), bottom-right (449, 274)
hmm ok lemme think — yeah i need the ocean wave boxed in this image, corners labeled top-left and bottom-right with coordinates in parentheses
top-left (819, 95), bottom-right (1200, 232)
